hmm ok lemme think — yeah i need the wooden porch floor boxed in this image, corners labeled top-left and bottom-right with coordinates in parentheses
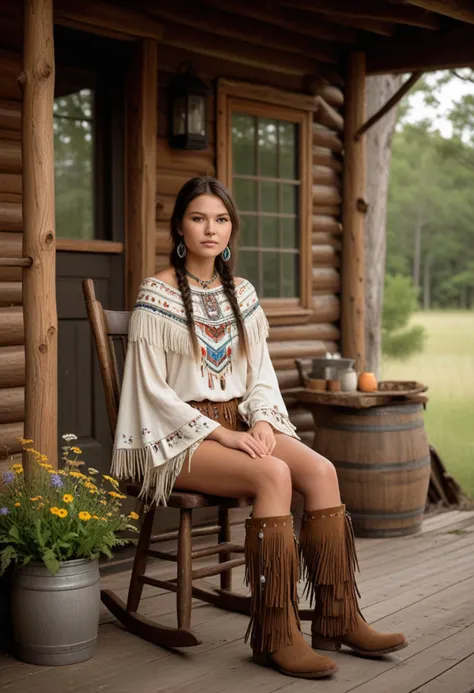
top-left (2, 509), bottom-right (474, 693)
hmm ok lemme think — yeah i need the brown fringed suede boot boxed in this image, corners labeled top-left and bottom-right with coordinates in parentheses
top-left (245, 515), bottom-right (337, 679)
top-left (299, 505), bottom-right (407, 657)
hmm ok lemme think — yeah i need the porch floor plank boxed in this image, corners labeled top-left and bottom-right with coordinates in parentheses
top-left (1, 509), bottom-right (474, 692)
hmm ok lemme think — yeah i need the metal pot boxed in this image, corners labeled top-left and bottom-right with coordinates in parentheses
top-left (11, 558), bottom-right (100, 666)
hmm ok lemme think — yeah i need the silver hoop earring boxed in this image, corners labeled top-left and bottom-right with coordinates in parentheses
top-left (222, 246), bottom-right (231, 262)
top-left (177, 242), bottom-right (187, 259)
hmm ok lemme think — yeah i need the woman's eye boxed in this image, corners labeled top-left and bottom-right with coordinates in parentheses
top-left (192, 216), bottom-right (203, 222)
top-left (217, 217), bottom-right (229, 223)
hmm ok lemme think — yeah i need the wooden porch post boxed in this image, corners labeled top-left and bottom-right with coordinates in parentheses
top-left (341, 52), bottom-right (366, 372)
top-left (125, 39), bottom-right (158, 310)
top-left (21, 0), bottom-right (58, 469)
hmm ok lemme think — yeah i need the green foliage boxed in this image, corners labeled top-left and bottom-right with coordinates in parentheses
top-left (382, 274), bottom-right (426, 360)
top-left (0, 435), bottom-right (139, 575)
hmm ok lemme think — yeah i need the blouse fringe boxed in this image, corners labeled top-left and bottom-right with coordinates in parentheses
top-left (129, 303), bottom-right (269, 354)
top-left (111, 438), bottom-right (204, 507)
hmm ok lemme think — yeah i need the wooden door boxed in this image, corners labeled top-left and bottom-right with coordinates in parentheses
top-left (54, 28), bottom-right (126, 474)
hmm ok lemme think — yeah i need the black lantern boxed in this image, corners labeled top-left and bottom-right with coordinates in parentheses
top-left (169, 63), bottom-right (210, 150)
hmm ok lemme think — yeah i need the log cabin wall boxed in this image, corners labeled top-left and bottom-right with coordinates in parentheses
top-left (0, 49), bottom-right (23, 473)
top-left (154, 50), bottom-right (344, 447)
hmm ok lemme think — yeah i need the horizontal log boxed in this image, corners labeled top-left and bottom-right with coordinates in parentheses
top-left (0, 202), bottom-right (21, 231)
top-left (272, 347), bottom-right (337, 371)
top-left (156, 195), bottom-right (176, 222)
top-left (312, 267), bottom-right (340, 292)
top-left (310, 294), bottom-right (341, 323)
top-left (270, 323), bottom-right (340, 342)
top-left (312, 165), bottom-right (340, 186)
top-left (150, 2), bottom-right (338, 64)
top-left (156, 224), bottom-right (171, 252)
top-left (313, 147), bottom-right (342, 172)
top-left (0, 100), bottom-right (21, 131)
top-left (313, 125), bottom-right (343, 152)
top-left (0, 51), bottom-right (21, 101)
top-left (0, 282), bottom-right (22, 306)
top-left (0, 173), bottom-right (21, 195)
top-left (312, 215), bottom-right (342, 235)
top-left (0, 307), bottom-right (23, 346)
top-left (316, 96), bottom-right (344, 132)
top-left (0, 386), bottom-right (24, 424)
top-left (0, 346), bottom-right (24, 388)
top-left (312, 205), bottom-right (341, 217)
top-left (276, 369), bottom-right (301, 391)
top-left (282, 1), bottom-right (395, 36)
top-left (288, 409), bottom-right (314, 431)
top-left (313, 185), bottom-right (341, 206)
top-left (157, 137), bottom-right (215, 176)
top-left (312, 244), bottom-right (340, 267)
top-left (269, 340), bottom-right (330, 361)
top-left (0, 140), bottom-right (21, 172)
top-left (313, 232), bottom-right (342, 249)
top-left (0, 266), bottom-right (20, 281)
top-left (0, 421), bottom-right (23, 458)
top-left (0, 232), bottom-right (21, 258)
top-left (156, 172), bottom-right (202, 198)
top-left (309, 79), bottom-right (344, 108)
top-left (155, 254), bottom-right (169, 272)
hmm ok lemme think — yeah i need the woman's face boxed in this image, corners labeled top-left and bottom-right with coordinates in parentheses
top-left (179, 194), bottom-right (232, 259)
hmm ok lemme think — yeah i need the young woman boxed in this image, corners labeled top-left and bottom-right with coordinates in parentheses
top-left (112, 176), bottom-right (407, 680)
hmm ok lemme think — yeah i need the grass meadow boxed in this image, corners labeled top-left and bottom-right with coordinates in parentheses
top-left (382, 311), bottom-right (474, 498)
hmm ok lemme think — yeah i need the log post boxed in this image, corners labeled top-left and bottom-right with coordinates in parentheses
top-left (125, 39), bottom-right (158, 309)
top-left (21, 0), bottom-right (57, 470)
top-left (341, 52), bottom-right (366, 372)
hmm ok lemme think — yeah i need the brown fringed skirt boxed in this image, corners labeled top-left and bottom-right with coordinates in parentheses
top-left (187, 398), bottom-right (246, 432)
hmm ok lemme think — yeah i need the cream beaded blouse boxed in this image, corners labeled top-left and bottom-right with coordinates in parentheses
top-left (111, 277), bottom-right (299, 506)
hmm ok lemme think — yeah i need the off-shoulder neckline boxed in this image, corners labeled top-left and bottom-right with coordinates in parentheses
top-left (142, 277), bottom-right (250, 295)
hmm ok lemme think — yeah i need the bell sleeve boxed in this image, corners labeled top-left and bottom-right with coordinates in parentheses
top-left (111, 309), bottom-right (220, 507)
top-left (238, 306), bottom-right (300, 440)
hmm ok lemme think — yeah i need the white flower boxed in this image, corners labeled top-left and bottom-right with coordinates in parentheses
top-left (62, 433), bottom-right (78, 442)
top-left (88, 468), bottom-right (99, 475)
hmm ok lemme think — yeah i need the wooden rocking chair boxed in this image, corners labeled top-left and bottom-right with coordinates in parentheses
top-left (82, 278), bottom-right (252, 648)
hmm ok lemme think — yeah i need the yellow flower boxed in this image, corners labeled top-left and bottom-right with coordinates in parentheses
top-left (57, 508), bottom-right (68, 518)
top-left (106, 512), bottom-right (113, 517)
top-left (36, 495), bottom-right (43, 500)
top-left (70, 471), bottom-right (87, 480)
top-left (92, 515), bottom-right (99, 520)
top-left (39, 462), bottom-right (53, 470)
top-left (70, 446), bottom-right (82, 454)
top-left (11, 464), bottom-right (23, 474)
top-left (89, 489), bottom-right (99, 494)
top-left (50, 507), bottom-right (60, 516)
top-left (14, 502), bottom-right (21, 507)
top-left (99, 500), bottom-right (107, 505)
top-left (63, 494), bottom-right (73, 504)
top-left (128, 511), bottom-right (139, 521)
top-left (18, 437), bottom-right (33, 444)
top-left (103, 475), bottom-right (120, 488)
top-left (30, 497), bottom-right (39, 502)
top-left (108, 491), bottom-right (126, 500)
top-left (79, 511), bottom-right (91, 521)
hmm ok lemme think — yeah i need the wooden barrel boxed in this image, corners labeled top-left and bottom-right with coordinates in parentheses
top-left (312, 402), bottom-right (431, 537)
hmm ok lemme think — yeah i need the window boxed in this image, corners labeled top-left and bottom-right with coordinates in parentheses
top-left (54, 89), bottom-right (95, 240)
top-left (217, 80), bottom-right (314, 323)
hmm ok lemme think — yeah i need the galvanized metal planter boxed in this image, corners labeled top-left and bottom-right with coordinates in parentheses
top-left (11, 558), bottom-right (100, 666)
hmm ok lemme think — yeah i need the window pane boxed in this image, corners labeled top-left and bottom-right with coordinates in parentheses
top-left (53, 89), bottom-right (93, 119)
top-left (282, 253), bottom-right (299, 298)
top-left (232, 113), bottom-right (256, 175)
top-left (281, 183), bottom-right (298, 214)
top-left (54, 90), bottom-right (94, 240)
top-left (258, 117), bottom-right (278, 178)
top-left (240, 215), bottom-right (258, 247)
top-left (233, 178), bottom-right (257, 211)
top-left (281, 217), bottom-right (298, 249)
top-left (279, 122), bottom-right (297, 179)
top-left (262, 216), bottom-right (279, 248)
top-left (239, 249), bottom-right (259, 289)
top-left (261, 181), bottom-right (278, 213)
top-left (262, 252), bottom-right (280, 298)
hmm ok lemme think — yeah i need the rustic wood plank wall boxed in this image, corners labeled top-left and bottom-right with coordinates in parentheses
top-left (0, 49), bottom-right (24, 469)
top-left (155, 63), bottom-right (343, 446)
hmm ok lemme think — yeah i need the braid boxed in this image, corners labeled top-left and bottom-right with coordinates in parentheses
top-left (216, 256), bottom-right (248, 359)
top-left (174, 262), bottom-right (200, 359)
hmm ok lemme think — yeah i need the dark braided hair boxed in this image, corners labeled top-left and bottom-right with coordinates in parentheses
top-left (170, 176), bottom-right (248, 360)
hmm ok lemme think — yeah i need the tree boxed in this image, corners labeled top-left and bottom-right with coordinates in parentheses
top-left (364, 74), bottom-right (403, 377)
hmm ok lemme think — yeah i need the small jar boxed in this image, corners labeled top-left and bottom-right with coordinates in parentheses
top-left (341, 367), bottom-right (358, 392)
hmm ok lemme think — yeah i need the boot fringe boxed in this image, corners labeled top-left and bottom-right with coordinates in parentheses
top-left (299, 507), bottom-right (361, 638)
top-left (244, 516), bottom-right (300, 654)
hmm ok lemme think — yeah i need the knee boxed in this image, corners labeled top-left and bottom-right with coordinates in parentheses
top-left (254, 457), bottom-right (292, 497)
top-left (311, 455), bottom-right (339, 485)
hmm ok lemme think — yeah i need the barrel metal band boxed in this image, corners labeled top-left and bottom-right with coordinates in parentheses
top-left (349, 508), bottom-right (424, 520)
top-left (333, 455), bottom-right (430, 472)
top-left (323, 420), bottom-right (424, 433)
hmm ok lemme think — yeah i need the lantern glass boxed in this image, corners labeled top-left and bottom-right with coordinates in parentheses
top-left (188, 94), bottom-right (206, 136)
top-left (172, 96), bottom-right (186, 136)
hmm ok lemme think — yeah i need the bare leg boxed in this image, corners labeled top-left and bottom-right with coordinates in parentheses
top-left (174, 439), bottom-right (292, 517)
top-left (272, 435), bottom-right (341, 510)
